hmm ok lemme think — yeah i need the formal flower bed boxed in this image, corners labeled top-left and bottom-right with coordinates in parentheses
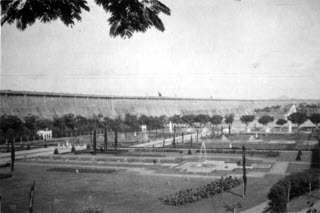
top-left (47, 167), bottom-right (116, 174)
top-left (134, 148), bottom-right (181, 153)
top-left (163, 176), bottom-right (241, 205)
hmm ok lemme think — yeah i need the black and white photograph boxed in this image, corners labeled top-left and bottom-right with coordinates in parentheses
top-left (1, 0), bottom-right (320, 212)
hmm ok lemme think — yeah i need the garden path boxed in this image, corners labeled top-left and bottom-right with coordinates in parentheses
top-left (268, 161), bottom-right (289, 175)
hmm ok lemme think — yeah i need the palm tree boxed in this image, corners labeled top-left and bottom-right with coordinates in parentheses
top-left (1, 0), bottom-right (171, 39)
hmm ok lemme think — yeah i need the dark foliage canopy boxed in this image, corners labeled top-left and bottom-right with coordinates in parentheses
top-left (276, 118), bottom-right (287, 126)
top-left (309, 113), bottom-right (320, 127)
top-left (258, 115), bottom-right (274, 126)
top-left (210, 115), bottom-right (223, 127)
top-left (240, 115), bottom-right (255, 126)
top-left (287, 112), bottom-right (307, 127)
top-left (1, 0), bottom-right (171, 38)
top-left (225, 113), bottom-right (235, 125)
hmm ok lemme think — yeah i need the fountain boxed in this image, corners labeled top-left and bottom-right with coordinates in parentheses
top-left (169, 121), bottom-right (173, 133)
top-left (285, 104), bottom-right (297, 133)
top-left (248, 135), bottom-right (255, 141)
top-left (221, 135), bottom-right (229, 142)
top-left (197, 141), bottom-right (207, 167)
top-left (174, 140), bottom-right (269, 173)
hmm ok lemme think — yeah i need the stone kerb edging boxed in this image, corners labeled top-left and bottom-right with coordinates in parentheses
top-left (0, 147), bottom-right (56, 158)
top-left (0, 146), bottom-right (87, 163)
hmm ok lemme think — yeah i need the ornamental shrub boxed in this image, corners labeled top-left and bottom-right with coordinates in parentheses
top-left (187, 149), bottom-right (192, 155)
top-left (26, 144), bottom-right (30, 150)
top-left (71, 145), bottom-right (76, 153)
top-left (296, 154), bottom-right (301, 161)
top-left (296, 150), bottom-right (302, 161)
top-left (267, 170), bottom-right (320, 213)
top-left (266, 151), bottom-right (279, 157)
top-left (87, 144), bottom-right (91, 149)
top-left (54, 148), bottom-right (59, 155)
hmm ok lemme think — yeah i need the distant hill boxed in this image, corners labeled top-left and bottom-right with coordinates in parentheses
top-left (271, 95), bottom-right (295, 100)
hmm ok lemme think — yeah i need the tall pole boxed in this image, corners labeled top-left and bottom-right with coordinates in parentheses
top-left (11, 138), bottom-right (15, 172)
top-left (172, 127), bottom-right (176, 148)
top-left (182, 133), bottom-right (184, 144)
top-left (242, 144), bottom-right (247, 197)
top-left (115, 129), bottom-right (118, 151)
top-left (93, 129), bottom-right (96, 155)
top-left (104, 128), bottom-right (108, 152)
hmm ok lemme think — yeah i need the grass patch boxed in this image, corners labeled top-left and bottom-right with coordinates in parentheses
top-left (286, 163), bottom-right (311, 173)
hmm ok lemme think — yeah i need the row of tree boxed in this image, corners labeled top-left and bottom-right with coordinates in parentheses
top-left (254, 103), bottom-right (320, 115)
top-left (1, 112), bottom-right (320, 142)
top-left (240, 113), bottom-right (320, 129)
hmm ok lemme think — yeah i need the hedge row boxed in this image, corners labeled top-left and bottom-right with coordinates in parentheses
top-left (195, 149), bottom-right (279, 157)
top-left (267, 170), bottom-right (320, 213)
top-left (163, 176), bottom-right (241, 205)
top-left (134, 148), bottom-right (181, 153)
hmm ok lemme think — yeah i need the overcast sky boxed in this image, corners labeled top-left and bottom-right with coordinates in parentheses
top-left (1, 0), bottom-right (320, 99)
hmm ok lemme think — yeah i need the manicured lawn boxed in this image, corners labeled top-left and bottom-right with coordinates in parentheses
top-left (277, 151), bottom-right (313, 162)
top-left (0, 164), bottom-right (284, 213)
top-left (286, 163), bottom-right (311, 173)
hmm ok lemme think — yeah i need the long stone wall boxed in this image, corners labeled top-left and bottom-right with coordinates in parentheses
top-left (0, 90), bottom-right (319, 119)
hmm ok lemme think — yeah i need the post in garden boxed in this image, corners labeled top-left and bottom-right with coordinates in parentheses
top-left (196, 129), bottom-right (199, 143)
top-left (172, 127), bottom-right (176, 148)
top-left (242, 144), bottom-right (247, 197)
top-left (90, 131), bottom-right (92, 146)
top-left (182, 133), bottom-right (184, 144)
top-left (11, 138), bottom-right (15, 172)
top-left (29, 180), bottom-right (35, 213)
top-left (287, 181), bottom-right (291, 211)
top-left (190, 135), bottom-right (193, 147)
top-left (104, 128), bottom-right (108, 152)
top-left (93, 129), bottom-right (96, 155)
top-left (115, 129), bottom-right (118, 151)
top-left (229, 125), bottom-right (231, 135)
